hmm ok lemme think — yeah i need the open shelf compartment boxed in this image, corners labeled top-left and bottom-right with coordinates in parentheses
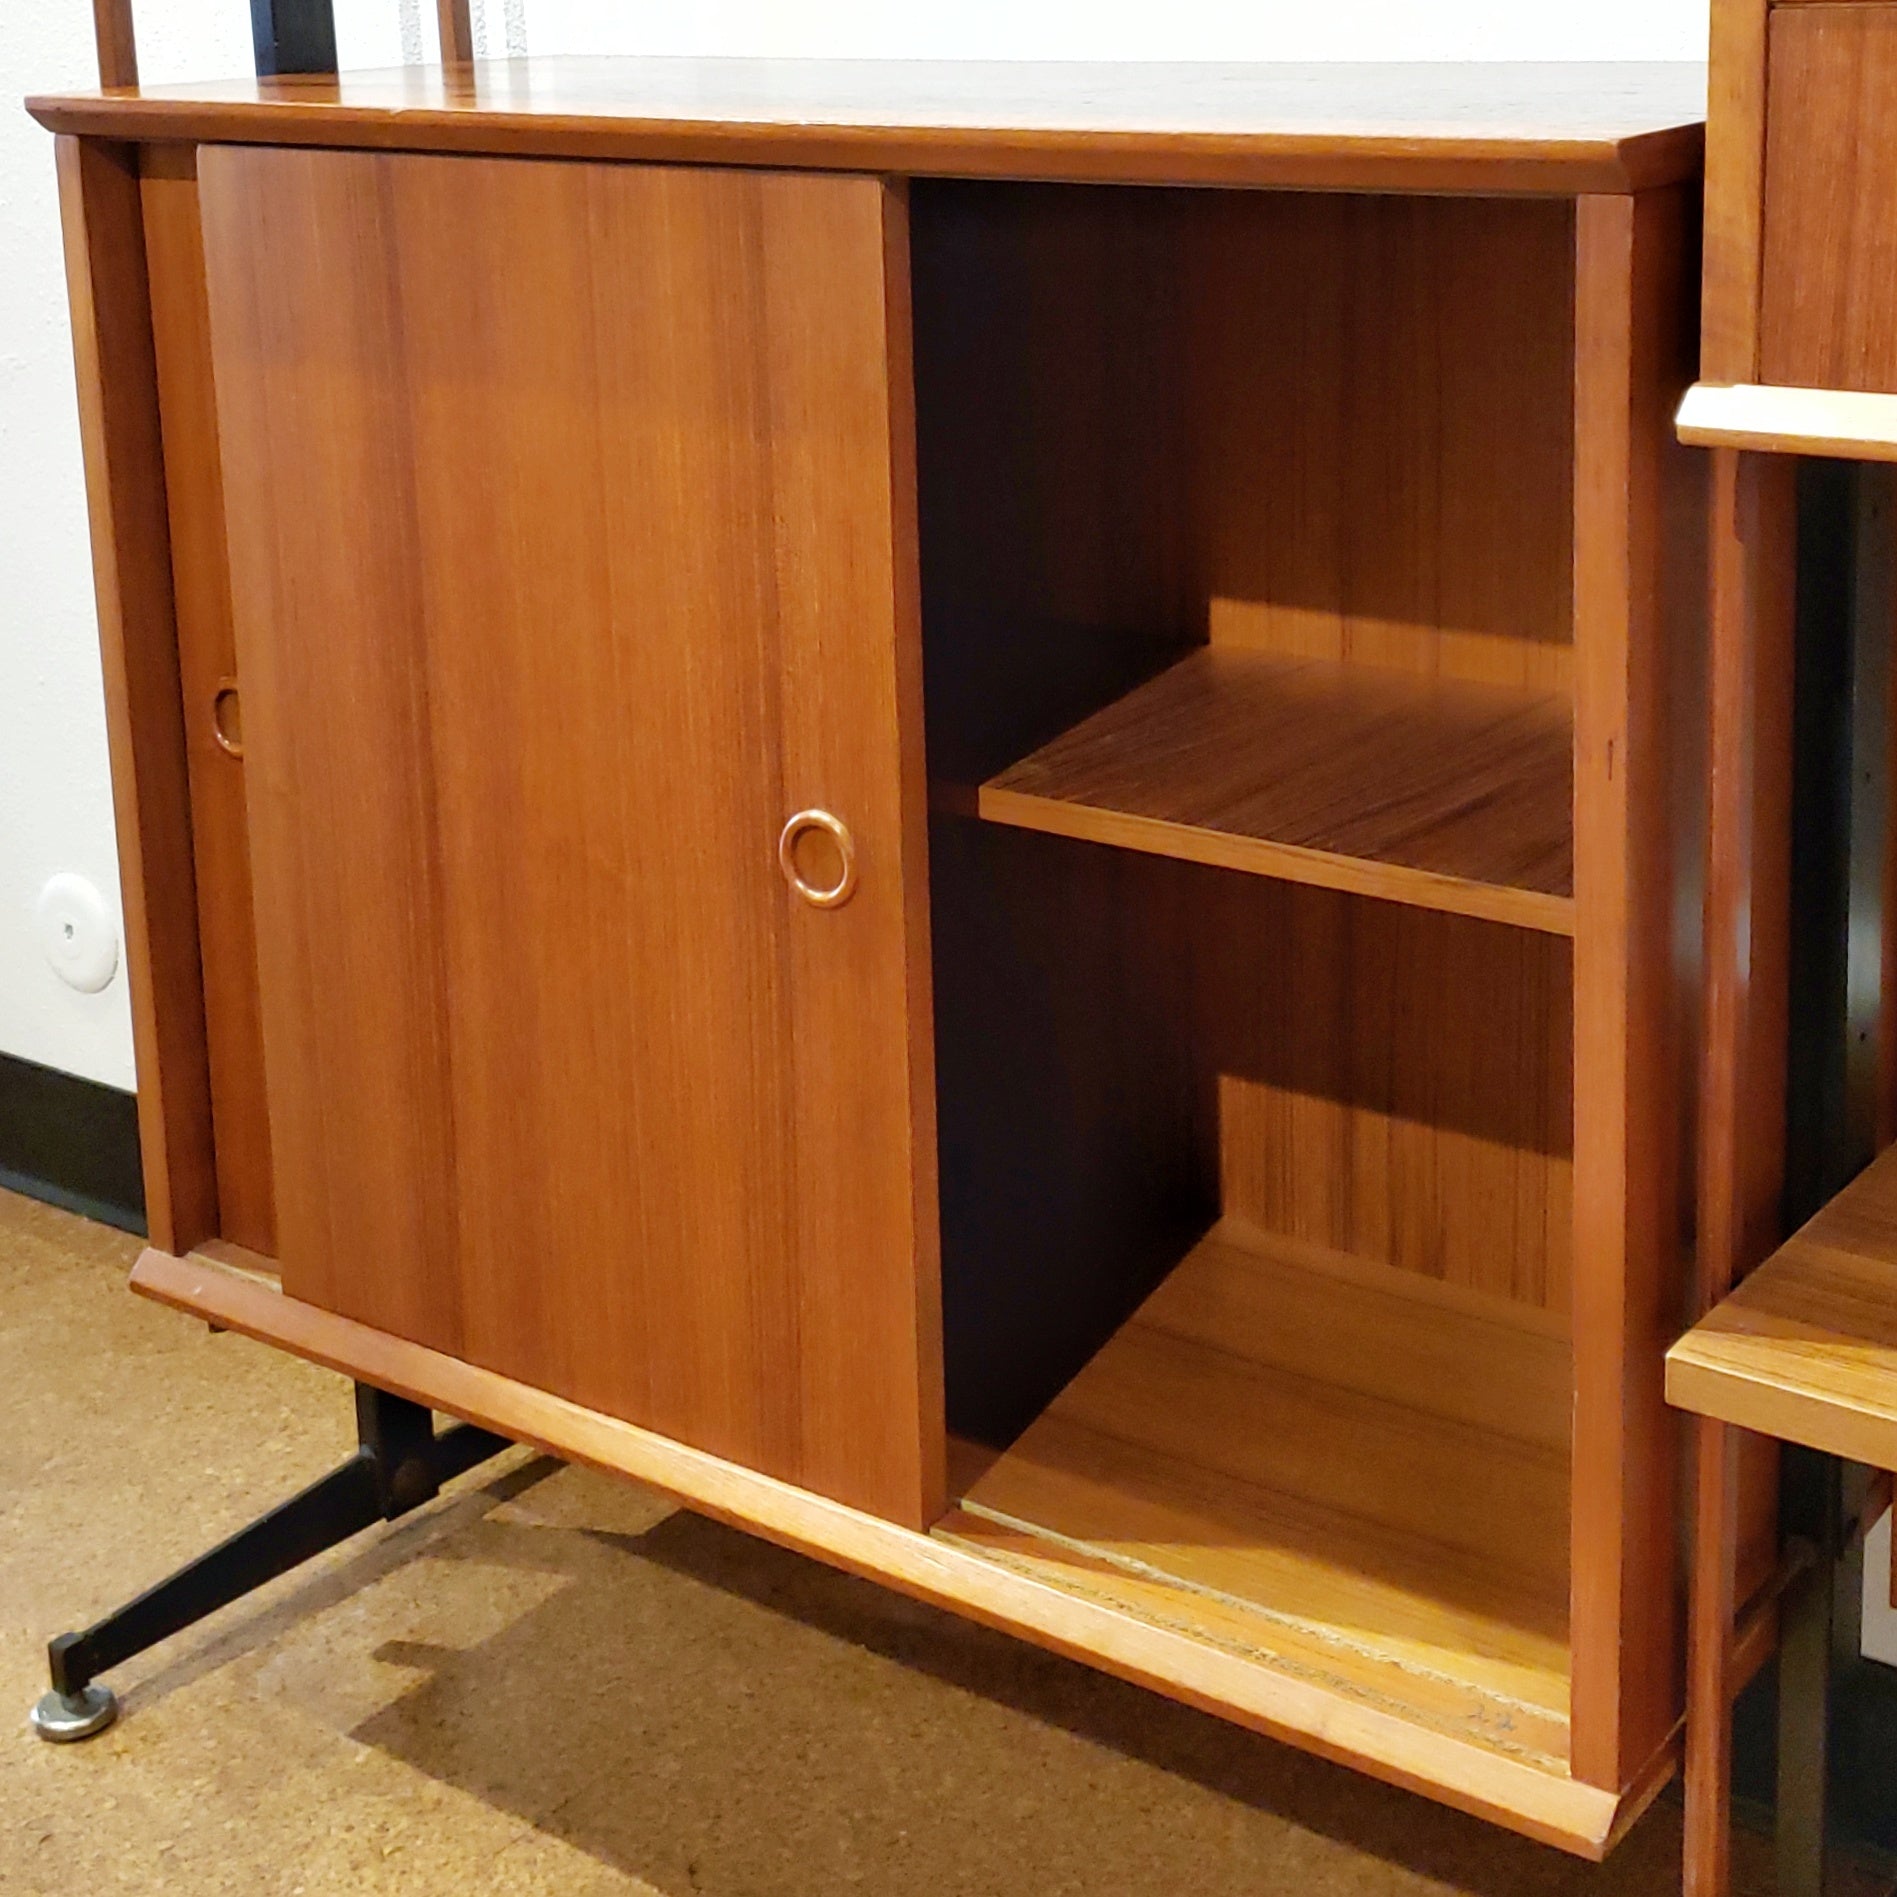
top-left (979, 645), bottom-right (1575, 935)
top-left (935, 1217), bottom-right (1574, 1768)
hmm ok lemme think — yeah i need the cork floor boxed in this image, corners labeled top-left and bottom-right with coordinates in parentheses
top-left (0, 1185), bottom-right (1859, 1897)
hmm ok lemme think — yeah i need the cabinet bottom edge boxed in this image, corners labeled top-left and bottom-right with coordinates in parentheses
top-left (132, 1241), bottom-right (1662, 1859)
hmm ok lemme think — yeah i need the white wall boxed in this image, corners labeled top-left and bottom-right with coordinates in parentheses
top-left (0, 0), bottom-right (397, 1088)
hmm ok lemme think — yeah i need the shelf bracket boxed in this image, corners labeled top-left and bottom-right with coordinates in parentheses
top-left (29, 1384), bottom-right (509, 1742)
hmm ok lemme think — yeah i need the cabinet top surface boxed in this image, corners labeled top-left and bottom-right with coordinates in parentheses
top-left (29, 57), bottom-right (1706, 193)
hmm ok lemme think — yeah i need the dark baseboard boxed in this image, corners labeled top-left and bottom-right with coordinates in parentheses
top-left (0, 1051), bottom-right (144, 1235)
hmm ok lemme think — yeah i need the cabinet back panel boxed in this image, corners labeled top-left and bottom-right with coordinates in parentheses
top-left (1202, 880), bottom-right (1574, 1313)
top-left (932, 829), bottom-right (1574, 1448)
top-left (911, 180), bottom-right (1576, 796)
top-left (199, 145), bottom-right (943, 1526)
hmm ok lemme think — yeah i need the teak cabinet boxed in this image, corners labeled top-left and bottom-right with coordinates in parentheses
top-left (33, 60), bottom-right (1709, 1860)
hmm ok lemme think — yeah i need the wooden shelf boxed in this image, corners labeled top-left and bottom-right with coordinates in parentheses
top-left (977, 648), bottom-right (1575, 934)
top-left (937, 1218), bottom-right (1575, 1767)
top-left (1668, 1141), bottom-right (1897, 1470)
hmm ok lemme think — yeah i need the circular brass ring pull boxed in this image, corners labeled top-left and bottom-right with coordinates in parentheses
top-left (777, 809), bottom-right (857, 909)
top-left (210, 678), bottom-right (244, 759)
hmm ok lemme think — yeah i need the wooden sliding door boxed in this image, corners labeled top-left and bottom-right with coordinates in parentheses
top-left (197, 145), bottom-right (942, 1526)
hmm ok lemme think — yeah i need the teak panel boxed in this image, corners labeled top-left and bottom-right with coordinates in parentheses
top-left (948, 1218), bottom-right (1574, 1764)
top-left (981, 648), bottom-right (1575, 933)
top-left (1700, 0), bottom-right (1769, 382)
top-left (1670, 1141), bottom-right (1897, 1472)
top-left (53, 136), bottom-right (216, 1257)
top-left (1569, 186), bottom-right (1703, 1793)
top-left (1182, 192), bottom-right (1577, 693)
top-left (138, 144), bottom-right (276, 1256)
top-left (29, 61), bottom-right (1707, 194)
top-left (198, 145), bottom-right (942, 1526)
top-left (1202, 879), bottom-right (1575, 1312)
top-left (1759, 6), bottom-right (1897, 394)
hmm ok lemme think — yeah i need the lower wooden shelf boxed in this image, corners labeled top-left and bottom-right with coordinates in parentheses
top-left (940, 1219), bottom-right (1576, 1770)
top-left (133, 1238), bottom-right (1656, 1858)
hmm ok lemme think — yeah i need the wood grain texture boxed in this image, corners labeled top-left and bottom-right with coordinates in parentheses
top-left (949, 1216), bottom-right (1573, 1764)
top-left (53, 135), bottom-right (215, 1258)
top-left (137, 144), bottom-right (275, 1257)
top-left (981, 648), bottom-right (1575, 934)
top-left (1569, 186), bottom-right (1703, 1793)
top-left (1181, 191), bottom-right (1578, 693)
top-left (1670, 1140), bottom-right (1897, 1469)
top-left (130, 1238), bottom-right (1648, 1859)
top-left (1760, 6), bottom-right (1897, 394)
top-left (1700, 445), bottom-right (1797, 1618)
top-left (1677, 381), bottom-right (1897, 461)
top-left (91, 0), bottom-right (137, 90)
top-left (1679, 448), bottom-right (1795, 1897)
top-left (1701, 0), bottom-right (1768, 382)
top-left (1698, 451), bottom-right (1796, 1322)
top-left (198, 146), bottom-right (942, 1527)
top-left (28, 61), bottom-right (1705, 194)
top-left (1203, 880), bottom-right (1575, 1312)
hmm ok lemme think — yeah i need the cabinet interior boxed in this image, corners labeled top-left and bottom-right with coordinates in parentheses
top-left (911, 179), bottom-right (1579, 1764)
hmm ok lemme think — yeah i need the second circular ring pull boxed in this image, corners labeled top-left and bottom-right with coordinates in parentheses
top-left (778, 809), bottom-right (857, 909)
top-left (210, 678), bottom-right (244, 759)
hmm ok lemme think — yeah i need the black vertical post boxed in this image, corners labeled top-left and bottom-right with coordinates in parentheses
top-left (250, 0), bottom-right (338, 76)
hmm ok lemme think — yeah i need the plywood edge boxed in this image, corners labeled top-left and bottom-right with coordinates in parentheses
top-left (976, 786), bottom-right (1578, 937)
top-left (132, 1243), bottom-right (1631, 1857)
top-left (23, 94), bottom-right (1694, 196)
top-left (1677, 382), bottom-right (1897, 461)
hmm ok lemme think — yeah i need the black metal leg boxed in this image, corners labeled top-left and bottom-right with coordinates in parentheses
top-left (32, 1385), bottom-right (509, 1742)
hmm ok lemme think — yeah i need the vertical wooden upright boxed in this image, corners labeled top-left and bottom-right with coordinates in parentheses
top-left (54, 135), bottom-right (217, 1258)
top-left (1571, 183), bottom-right (1704, 1794)
top-left (436, 0), bottom-right (474, 66)
top-left (1682, 449), bottom-right (1797, 1897)
top-left (90, 0), bottom-right (137, 89)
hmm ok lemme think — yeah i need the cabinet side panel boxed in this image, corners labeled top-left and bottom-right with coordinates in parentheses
top-left (1570, 185), bottom-right (1702, 1791)
top-left (1759, 6), bottom-right (1897, 393)
top-left (139, 142), bottom-right (276, 1257)
top-left (53, 135), bottom-right (216, 1255)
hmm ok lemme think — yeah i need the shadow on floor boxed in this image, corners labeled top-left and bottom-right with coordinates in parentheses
top-left (317, 1463), bottom-right (1700, 1897)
